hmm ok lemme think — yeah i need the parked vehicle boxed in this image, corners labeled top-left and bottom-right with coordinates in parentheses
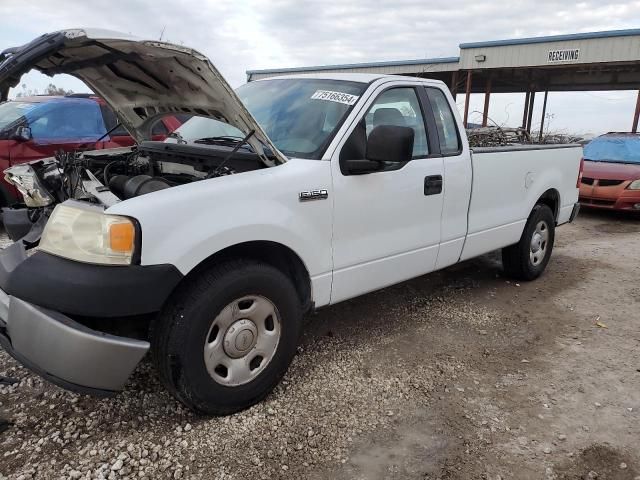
top-left (1, 114), bottom-right (238, 243)
top-left (0, 30), bottom-right (582, 415)
top-left (579, 132), bottom-right (640, 211)
top-left (0, 95), bottom-right (183, 207)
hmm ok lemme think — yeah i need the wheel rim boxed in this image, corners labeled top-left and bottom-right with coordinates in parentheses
top-left (529, 220), bottom-right (549, 266)
top-left (203, 295), bottom-right (281, 386)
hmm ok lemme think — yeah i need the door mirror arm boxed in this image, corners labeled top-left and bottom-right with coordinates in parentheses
top-left (344, 158), bottom-right (383, 175)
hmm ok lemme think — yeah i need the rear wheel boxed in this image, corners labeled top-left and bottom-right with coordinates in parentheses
top-left (502, 204), bottom-right (555, 281)
top-left (151, 259), bottom-right (302, 415)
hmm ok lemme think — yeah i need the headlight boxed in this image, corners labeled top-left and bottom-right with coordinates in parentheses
top-left (628, 180), bottom-right (640, 190)
top-left (4, 164), bottom-right (55, 207)
top-left (39, 201), bottom-right (137, 265)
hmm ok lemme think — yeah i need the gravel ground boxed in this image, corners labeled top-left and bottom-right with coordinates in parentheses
top-left (0, 209), bottom-right (639, 479)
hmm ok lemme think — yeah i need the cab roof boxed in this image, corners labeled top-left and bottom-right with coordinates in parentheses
top-left (250, 72), bottom-right (446, 88)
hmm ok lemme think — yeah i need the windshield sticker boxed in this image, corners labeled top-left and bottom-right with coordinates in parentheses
top-left (311, 90), bottom-right (359, 106)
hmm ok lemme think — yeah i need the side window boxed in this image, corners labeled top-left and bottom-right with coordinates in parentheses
top-left (151, 120), bottom-right (169, 136)
top-left (100, 105), bottom-right (129, 136)
top-left (425, 88), bottom-right (461, 155)
top-left (28, 102), bottom-right (106, 141)
top-left (365, 87), bottom-right (429, 158)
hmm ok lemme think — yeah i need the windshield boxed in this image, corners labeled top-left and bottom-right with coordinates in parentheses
top-left (0, 101), bottom-right (38, 132)
top-left (236, 78), bottom-right (366, 159)
top-left (584, 135), bottom-right (640, 164)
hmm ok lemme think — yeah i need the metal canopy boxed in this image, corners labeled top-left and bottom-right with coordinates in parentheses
top-left (448, 62), bottom-right (640, 94)
top-left (247, 28), bottom-right (640, 133)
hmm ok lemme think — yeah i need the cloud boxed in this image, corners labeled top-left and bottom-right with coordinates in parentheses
top-left (1, 0), bottom-right (639, 134)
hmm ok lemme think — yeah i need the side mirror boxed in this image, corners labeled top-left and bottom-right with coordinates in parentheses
top-left (13, 126), bottom-right (32, 142)
top-left (344, 125), bottom-right (414, 175)
top-left (366, 125), bottom-right (414, 163)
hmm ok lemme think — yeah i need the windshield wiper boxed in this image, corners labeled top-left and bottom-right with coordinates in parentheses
top-left (194, 136), bottom-right (251, 148)
top-left (196, 134), bottom-right (277, 164)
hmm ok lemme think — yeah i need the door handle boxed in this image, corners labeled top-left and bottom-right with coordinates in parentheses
top-left (424, 175), bottom-right (443, 195)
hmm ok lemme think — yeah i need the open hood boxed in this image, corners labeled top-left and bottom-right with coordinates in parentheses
top-left (0, 29), bottom-right (286, 165)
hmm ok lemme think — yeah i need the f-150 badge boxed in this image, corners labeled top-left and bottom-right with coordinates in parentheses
top-left (299, 189), bottom-right (329, 201)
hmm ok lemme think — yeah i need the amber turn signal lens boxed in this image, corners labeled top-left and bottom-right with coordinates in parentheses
top-left (109, 222), bottom-right (135, 253)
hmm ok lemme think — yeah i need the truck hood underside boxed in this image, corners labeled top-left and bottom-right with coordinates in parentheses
top-left (0, 29), bottom-right (285, 165)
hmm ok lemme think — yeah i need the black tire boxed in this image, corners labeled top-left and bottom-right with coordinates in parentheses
top-left (501, 204), bottom-right (555, 281)
top-left (151, 259), bottom-right (302, 415)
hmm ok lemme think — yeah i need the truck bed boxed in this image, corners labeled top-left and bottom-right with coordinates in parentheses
top-left (460, 143), bottom-right (582, 261)
top-left (471, 143), bottom-right (582, 153)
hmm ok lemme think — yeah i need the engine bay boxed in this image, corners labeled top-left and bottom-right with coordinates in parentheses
top-left (23, 141), bottom-right (268, 207)
top-left (2, 140), bottom-right (270, 243)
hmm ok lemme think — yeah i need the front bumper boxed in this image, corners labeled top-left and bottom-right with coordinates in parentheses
top-left (0, 290), bottom-right (149, 394)
top-left (2, 245), bottom-right (183, 318)
top-left (579, 183), bottom-right (640, 211)
top-left (579, 195), bottom-right (640, 211)
top-left (0, 242), bottom-right (181, 394)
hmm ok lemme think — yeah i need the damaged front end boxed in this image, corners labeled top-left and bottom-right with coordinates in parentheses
top-left (2, 159), bottom-right (59, 244)
top-left (0, 28), bottom-right (288, 244)
top-left (2, 130), bottom-right (274, 244)
top-left (0, 28), bottom-right (296, 398)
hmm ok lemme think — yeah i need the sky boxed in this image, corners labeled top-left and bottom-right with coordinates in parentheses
top-left (1, 0), bottom-right (639, 137)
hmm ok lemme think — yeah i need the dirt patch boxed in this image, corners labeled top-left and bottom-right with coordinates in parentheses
top-left (554, 444), bottom-right (638, 480)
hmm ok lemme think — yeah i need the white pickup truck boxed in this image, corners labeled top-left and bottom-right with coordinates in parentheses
top-left (0, 30), bottom-right (582, 415)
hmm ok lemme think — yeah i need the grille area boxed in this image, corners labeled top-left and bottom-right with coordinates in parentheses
top-left (581, 198), bottom-right (616, 206)
top-left (598, 179), bottom-right (624, 187)
top-left (581, 177), bottom-right (595, 185)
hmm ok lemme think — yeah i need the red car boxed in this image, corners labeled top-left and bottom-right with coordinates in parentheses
top-left (0, 94), bottom-right (183, 205)
top-left (579, 133), bottom-right (640, 211)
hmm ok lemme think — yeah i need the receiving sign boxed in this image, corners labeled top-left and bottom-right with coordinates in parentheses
top-left (548, 48), bottom-right (580, 63)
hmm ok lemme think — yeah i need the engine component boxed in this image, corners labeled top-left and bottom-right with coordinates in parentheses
top-left (108, 175), bottom-right (171, 199)
top-left (83, 170), bottom-right (121, 208)
top-left (6, 141), bottom-right (263, 214)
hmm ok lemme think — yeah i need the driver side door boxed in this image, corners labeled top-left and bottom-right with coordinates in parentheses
top-left (330, 82), bottom-right (445, 304)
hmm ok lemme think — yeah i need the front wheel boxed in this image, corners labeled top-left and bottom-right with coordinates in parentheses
top-left (151, 259), bottom-right (302, 415)
top-left (502, 204), bottom-right (555, 281)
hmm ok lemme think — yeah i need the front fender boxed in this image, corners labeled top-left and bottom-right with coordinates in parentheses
top-left (106, 159), bottom-right (334, 297)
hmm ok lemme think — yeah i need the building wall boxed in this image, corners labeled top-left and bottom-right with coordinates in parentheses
top-left (459, 35), bottom-right (640, 70)
top-left (247, 31), bottom-right (640, 85)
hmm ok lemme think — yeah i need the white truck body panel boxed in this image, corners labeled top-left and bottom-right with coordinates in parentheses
top-left (461, 145), bottom-right (581, 260)
top-left (107, 159), bottom-right (335, 307)
top-left (327, 78), bottom-right (444, 303)
top-left (426, 86), bottom-right (472, 271)
top-left (107, 73), bottom-right (581, 309)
